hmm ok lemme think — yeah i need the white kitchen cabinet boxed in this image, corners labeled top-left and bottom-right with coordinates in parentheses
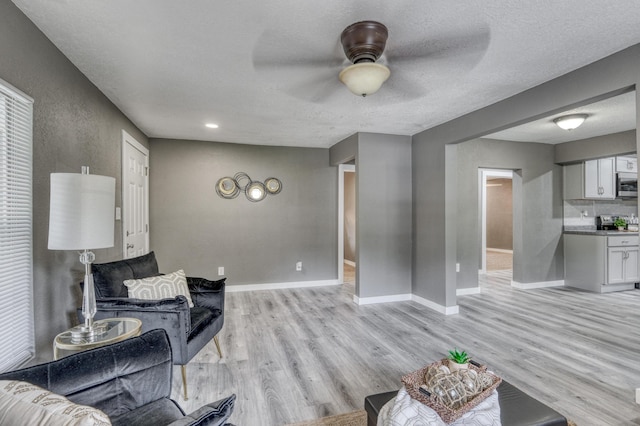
top-left (563, 158), bottom-right (616, 200)
top-left (564, 233), bottom-right (637, 292)
top-left (626, 247), bottom-right (640, 282)
top-left (607, 246), bottom-right (639, 284)
top-left (616, 156), bottom-right (638, 173)
top-left (583, 158), bottom-right (615, 199)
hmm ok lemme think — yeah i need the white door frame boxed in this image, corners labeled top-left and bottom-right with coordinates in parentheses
top-left (122, 130), bottom-right (150, 257)
top-left (338, 164), bottom-right (356, 283)
top-left (479, 169), bottom-right (513, 273)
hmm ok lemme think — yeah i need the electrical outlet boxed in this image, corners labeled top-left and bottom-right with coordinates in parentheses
top-left (218, 266), bottom-right (224, 276)
top-left (456, 263), bottom-right (460, 273)
top-left (296, 261), bottom-right (302, 271)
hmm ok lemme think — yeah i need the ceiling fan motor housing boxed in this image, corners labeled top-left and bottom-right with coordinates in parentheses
top-left (341, 21), bottom-right (388, 64)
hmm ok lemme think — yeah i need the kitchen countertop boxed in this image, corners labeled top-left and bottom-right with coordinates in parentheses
top-left (564, 229), bottom-right (639, 236)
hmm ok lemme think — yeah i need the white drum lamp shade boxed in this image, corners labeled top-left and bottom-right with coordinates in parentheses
top-left (48, 173), bottom-right (115, 250)
top-left (48, 170), bottom-right (115, 341)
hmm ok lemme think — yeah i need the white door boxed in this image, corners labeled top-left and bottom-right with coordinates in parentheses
top-left (122, 130), bottom-right (149, 258)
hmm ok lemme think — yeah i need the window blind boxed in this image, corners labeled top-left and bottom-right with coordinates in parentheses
top-left (0, 79), bottom-right (34, 373)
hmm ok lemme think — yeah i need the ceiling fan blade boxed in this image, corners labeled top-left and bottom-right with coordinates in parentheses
top-left (252, 29), bottom-right (346, 71)
top-left (386, 26), bottom-right (491, 64)
top-left (378, 68), bottom-right (427, 102)
top-left (279, 69), bottom-right (344, 103)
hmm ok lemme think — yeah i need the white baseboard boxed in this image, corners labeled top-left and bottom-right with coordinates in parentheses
top-left (354, 293), bottom-right (411, 305)
top-left (411, 294), bottom-right (459, 315)
top-left (343, 260), bottom-right (356, 267)
top-left (354, 292), bottom-right (459, 315)
top-left (457, 287), bottom-right (481, 296)
top-left (511, 279), bottom-right (564, 290)
top-left (226, 279), bottom-right (340, 292)
top-left (486, 248), bottom-right (513, 254)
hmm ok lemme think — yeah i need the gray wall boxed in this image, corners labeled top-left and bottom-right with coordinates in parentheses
top-left (555, 130), bottom-right (636, 164)
top-left (0, 1), bottom-right (148, 360)
top-left (487, 178), bottom-right (513, 250)
top-left (412, 43), bottom-right (640, 307)
top-left (329, 133), bottom-right (357, 165)
top-left (457, 139), bottom-right (563, 289)
top-left (344, 172), bottom-right (356, 263)
top-left (411, 138), bottom-right (458, 307)
top-left (356, 133), bottom-right (412, 298)
top-left (330, 132), bottom-right (412, 299)
top-left (149, 138), bottom-right (337, 285)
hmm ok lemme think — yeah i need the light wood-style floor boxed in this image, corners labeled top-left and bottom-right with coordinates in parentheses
top-left (172, 267), bottom-right (640, 425)
top-left (486, 249), bottom-right (513, 271)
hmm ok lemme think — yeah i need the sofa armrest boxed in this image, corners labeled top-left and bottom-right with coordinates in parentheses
top-left (96, 296), bottom-right (190, 312)
top-left (167, 394), bottom-right (236, 426)
top-left (79, 297), bottom-right (192, 364)
top-left (188, 277), bottom-right (226, 313)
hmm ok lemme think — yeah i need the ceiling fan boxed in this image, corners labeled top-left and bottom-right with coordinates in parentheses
top-left (337, 21), bottom-right (391, 97)
top-left (252, 20), bottom-right (490, 102)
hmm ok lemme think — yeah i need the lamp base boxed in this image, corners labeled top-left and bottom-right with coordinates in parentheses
top-left (70, 322), bottom-right (107, 343)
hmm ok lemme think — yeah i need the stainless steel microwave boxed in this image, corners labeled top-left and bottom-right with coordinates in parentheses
top-left (617, 172), bottom-right (638, 198)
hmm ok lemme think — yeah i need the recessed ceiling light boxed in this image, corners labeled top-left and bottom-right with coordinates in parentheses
top-left (205, 123), bottom-right (219, 129)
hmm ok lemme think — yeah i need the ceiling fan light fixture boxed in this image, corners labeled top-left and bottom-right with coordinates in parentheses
top-left (554, 114), bottom-right (588, 130)
top-left (339, 62), bottom-right (390, 97)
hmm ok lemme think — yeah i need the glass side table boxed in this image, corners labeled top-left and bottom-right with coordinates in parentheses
top-left (53, 317), bottom-right (142, 360)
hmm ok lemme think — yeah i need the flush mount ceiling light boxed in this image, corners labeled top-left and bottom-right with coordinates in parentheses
top-left (338, 21), bottom-right (391, 97)
top-left (205, 123), bottom-right (219, 129)
top-left (553, 114), bottom-right (588, 130)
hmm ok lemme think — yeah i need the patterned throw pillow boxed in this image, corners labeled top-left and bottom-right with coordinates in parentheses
top-left (0, 380), bottom-right (111, 426)
top-left (124, 269), bottom-right (194, 307)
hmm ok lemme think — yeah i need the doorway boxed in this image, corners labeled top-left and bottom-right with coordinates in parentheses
top-left (480, 169), bottom-right (513, 274)
top-left (122, 130), bottom-right (150, 258)
top-left (338, 164), bottom-right (356, 288)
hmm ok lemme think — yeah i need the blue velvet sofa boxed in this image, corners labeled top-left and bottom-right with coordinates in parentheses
top-left (0, 329), bottom-right (235, 425)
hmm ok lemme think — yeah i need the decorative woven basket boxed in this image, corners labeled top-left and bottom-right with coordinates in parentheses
top-left (401, 359), bottom-right (502, 424)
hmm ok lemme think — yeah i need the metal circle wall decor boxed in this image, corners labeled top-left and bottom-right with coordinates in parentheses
top-left (215, 177), bottom-right (240, 199)
top-left (264, 177), bottom-right (282, 195)
top-left (246, 181), bottom-right (267, 202)
top-left (215, 172), bottom-right (282, 202)
top-left (233, 172), bottom-right (251, 190)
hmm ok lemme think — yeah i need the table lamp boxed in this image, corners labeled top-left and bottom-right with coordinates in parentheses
top-left (48, 166), bottom-right (115, 340)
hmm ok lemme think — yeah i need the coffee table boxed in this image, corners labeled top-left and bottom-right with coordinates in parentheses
top-left (53, 317), bottom-right (142, 360)
top-left (365, 380), bottom-right (568, 426)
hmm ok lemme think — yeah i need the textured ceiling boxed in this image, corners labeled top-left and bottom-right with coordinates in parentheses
top-left (487, 90), bottom-right (636, 144)
top-left (11, 1), bottom-right (640, 148)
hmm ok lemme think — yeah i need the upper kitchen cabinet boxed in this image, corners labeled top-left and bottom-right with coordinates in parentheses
top-left (616, 155), bottom-right (638, 173)
top-left (564, 157), bottom-right (616, 200)
top-left (584, 157), bottom-right (616, 199)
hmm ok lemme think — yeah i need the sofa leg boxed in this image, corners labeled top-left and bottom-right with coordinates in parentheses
top-left (181, 365), bottom-right (188, 400)
top-left (214, 335), bottom-right (223, 358)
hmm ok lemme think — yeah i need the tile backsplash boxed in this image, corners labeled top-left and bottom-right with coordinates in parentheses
top-left (564, 199), bottom-right (638, 228)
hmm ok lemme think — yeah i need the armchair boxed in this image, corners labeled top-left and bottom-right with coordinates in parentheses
top-left (0, 329), bottom-right (236, 426)
top-left (79, 251), bottom-right (225, 399)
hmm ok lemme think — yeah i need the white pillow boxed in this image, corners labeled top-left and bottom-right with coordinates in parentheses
top-left (124, 269), bottom-right (194, 307)
top-left (0, 380), bottom-right (111, 426)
